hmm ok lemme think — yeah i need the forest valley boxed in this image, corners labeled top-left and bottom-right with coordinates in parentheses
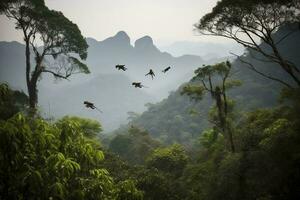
top-left (1, 0), bottom-right (300, 200)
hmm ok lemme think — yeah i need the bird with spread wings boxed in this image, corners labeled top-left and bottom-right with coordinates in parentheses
top-left (115, 64), bottom-right (127, 71)
top-left (145, 69), bottom-right (155, 79)
top-left (132, 82), bottom-right (148, 88)
top-left (84, 101), bottom-right (103, 113)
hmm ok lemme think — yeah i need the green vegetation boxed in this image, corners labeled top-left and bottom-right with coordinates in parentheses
top-left (1, 0), bottom-right (89, 112)
top-left (182, 92), bottom-right (300, 200)
top-left (1, 0), bottom-right (300, 199)
top-left (182, 61), bottom-right (241, 152)
top-left (196, 0), bottom-right (300, 87)
top-left (0, 88), bottom-right (142, 199)
top-left (119, 23), bottom-right (299, 148)
top-left (109, 126), bottom-right (160, 165)
top-left (0, 83), bottom-right (28, 120)
top-left (146, 144), bottom-right (188, 177)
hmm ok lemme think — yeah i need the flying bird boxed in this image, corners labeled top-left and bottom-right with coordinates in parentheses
top-left (115, 64), bottom-right (127, 71)
top-left (145, 69), bottom-right (155, 79)
top-left (162, 66), bottom-right (171, 73)
top-left (132, 82), bottom-right (148, 88)
top-left (83, 101), bottom-right (103, 113)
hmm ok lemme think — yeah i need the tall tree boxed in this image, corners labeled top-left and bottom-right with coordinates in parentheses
top-left (196, 0), bottom-right (300, 88)
top-left (1, 0), bottom-right (89, 113)
top-left (182, 61), bottom-right (241, 152)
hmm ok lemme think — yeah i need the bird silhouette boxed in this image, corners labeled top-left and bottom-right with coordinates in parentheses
top-left (132, 82), bottom-right (148, 88)
top-left (162, 66), bottom-right (171, 73)
top-left (145, 69), bottom-right (155, 79)
top-left (84, 101), bottom-right (103, 113)
top-left (115, 64), bottom-right (127, 71)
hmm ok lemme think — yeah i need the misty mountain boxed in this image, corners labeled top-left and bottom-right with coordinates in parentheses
top-left (85, 31), bottom-right (205, 98)
top-left (0, 31), bottom-right (210, 131)
top-left (38, 73), bottom-right (155, 131)
top-left (118, 26), bottom-right (300, 145)
top-left (0, 41), bottom-right (27, 91)
top-left (159, 40), bottom-right (244, 59)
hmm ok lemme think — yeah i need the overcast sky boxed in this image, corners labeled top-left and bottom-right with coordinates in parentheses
top-left (0, 0), bottom-right (224, 46)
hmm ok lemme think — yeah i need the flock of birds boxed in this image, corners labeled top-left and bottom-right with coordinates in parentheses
top-left (83, 64), bottom-right (172, 113)
top-left (116, 64), bottom-right (171, 88)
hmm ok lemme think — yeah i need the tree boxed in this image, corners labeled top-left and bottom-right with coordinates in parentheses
top-left (115, 180), bottom-right (143, 200)
top-left (134, 168), bottom-right (176, 200)
top-left (59, 116), bottom-right (102, 138)
top-left (0, 113), bottom-right (145, 199)
top-left (196, 0), bottom-right (300, 88)
top-left (0, 83), bottom-right (28, 120)
top-left (109, 126), bottom-right (161, 165)
top-left (181, 61), bottom-right (241, 152)
top-left (146, 144), bottom-right (188, 177)
top-left (1, 0), bottom-right (89, 113)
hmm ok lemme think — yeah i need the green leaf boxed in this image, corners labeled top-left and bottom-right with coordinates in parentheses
top-left (181, 84), bottom-right (205, 101)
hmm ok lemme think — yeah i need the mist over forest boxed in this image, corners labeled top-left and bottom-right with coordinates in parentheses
top-left (0, 0), bottom-right (300, 199)
top-left (0, 30), bottom-right (243, 131)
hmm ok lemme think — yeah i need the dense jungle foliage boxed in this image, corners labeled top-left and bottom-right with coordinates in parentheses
top-left (1, 0), bottom-right (300, 199)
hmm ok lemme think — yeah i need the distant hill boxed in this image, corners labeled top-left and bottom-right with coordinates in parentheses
top-left (38, 73), bottom-right (155, 131)
top-left (0, 41), bottom-right (27, 91)
top-left (118, 25), bottom-right (300, 146)
top-left (0, 31), bottom-right (209, 131)
top-left (85, 31), bottom-right (205, 98)
top-left (159, 40), bottom-right (244, 59)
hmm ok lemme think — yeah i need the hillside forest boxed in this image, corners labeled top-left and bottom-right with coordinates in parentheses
top-left (0, 0), bottom-right (300, 199)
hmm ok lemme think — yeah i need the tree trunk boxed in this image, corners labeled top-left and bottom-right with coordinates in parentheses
top-left (24, 38), bottom-right (38, 115)
top-left (282, 63), bottom-right (300, 86)
top-left (28, 64), bottom-right (43, 115)
top-left (215, 88), bottom-right (226, 133)
top-left (215, 87), bottom-right (235, 153)
top-left (25, 39), bottom-right (31, 88)
top-left (28, 81), bottom-right (37, 110)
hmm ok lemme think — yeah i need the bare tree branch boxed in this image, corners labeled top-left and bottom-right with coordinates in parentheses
top-left (231, 53), bottom-right (292, 88)
top-left (42, 69), bottom-right (71, 81)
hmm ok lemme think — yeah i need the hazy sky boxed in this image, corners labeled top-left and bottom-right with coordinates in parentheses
top-left (0, 0), bottom-right (222, 46)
